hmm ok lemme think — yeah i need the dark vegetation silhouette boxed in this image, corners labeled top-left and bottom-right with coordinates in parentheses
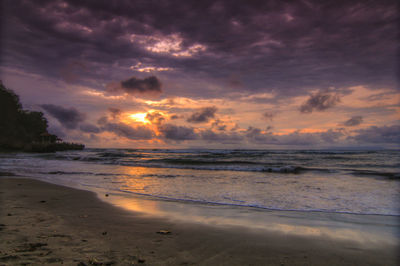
top-left (0, 81), bottom-right (84, 152)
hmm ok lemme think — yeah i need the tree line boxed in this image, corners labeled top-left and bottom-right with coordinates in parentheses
top-left (0, 81), bottom-right (84, 152)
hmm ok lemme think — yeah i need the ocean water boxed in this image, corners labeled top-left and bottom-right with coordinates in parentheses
top-left (1, 149), bottom-right (399, 216)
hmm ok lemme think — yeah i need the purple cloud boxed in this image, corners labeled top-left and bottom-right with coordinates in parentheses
top-left (40, 104), bottom-right (86, 129)
top-left (187, 106), bottom-right (217, 123)
top-left (2, 0), bottom-right (396, 100)
top-left (342, 116), bottom-right (363, 127)
top-left (158, 124), bottom-right (197, 141)
top-left (108, 76), bottom-right (162, 96)
top-left (351, 125), bottom-right (400, 144)
top-left (102, 122), bottom-right (154, 140)
top-left (300, 91), bottom-right (341, 113)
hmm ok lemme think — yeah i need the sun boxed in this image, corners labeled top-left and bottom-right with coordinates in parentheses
top-left (129, 113), bottom-right (149, 124)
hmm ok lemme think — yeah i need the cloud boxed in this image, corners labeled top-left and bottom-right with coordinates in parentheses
top-left (145, 111), bottom-right (165, 125)
top-left (2, 0), bottom-right (397, 101)
top-left (211, 119), bottom-right (227, 131)
top-left (242, 126), bottom-right (345, 146)
top-left (97, 116), bottom-right (109, 126)
top-left (108, 107), bottom-right (122, 119)
top-left (342, 116), bottom-right (363, 127)
top-left (300, 91), bottom-right (341, 113)
top-left (40, 104), bottom-right (86, 129)
top-left (101, 121), bottom-right (154, 140)
top-left (130, 62), bottom-right (173, 73)
top-left (351, 125), bottom-right (400, 144)
top-left (263, 111), bottom-right (275, 121)
top-left (47, 124), bottom-right (66, 138)
top-left (275, 129), bottom-right (344, 146)
top-left (187, 106), bottom-right (217, 123)
top-left (158, 124), bottom-right (197, 140)
top-left (59, 60), bottom-right (87, 83)
top-left (245, 127), bottom-right (277, 143)
top-left (2, 0), bottom-right (398, 149)
top-left (79, 123), bottom-right (100, 133)
top-left (200, 129), bottom-right (243, 143)
top-left (108, 76), bottom-right (162, 96)
top-left (96, 116), bottom-right (154, 140)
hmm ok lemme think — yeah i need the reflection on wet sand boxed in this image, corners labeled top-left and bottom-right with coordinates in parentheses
top-left (92, 165), bottom-right (400, 248)
top-left (107, 193), bottom-right (399, 247)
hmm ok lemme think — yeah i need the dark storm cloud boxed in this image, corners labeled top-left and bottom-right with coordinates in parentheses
top-left (245, 127), bottom-right (277, 143)
top-left (242, 126), bottom-right (344, 145)
top-left (342, 116), bottom-right (363, 127)
top-left (187, 106), bottom-right (217, 123)
top-left (40, 104), bottom-right (86, 129)
top-left (350, 125), bottom-right (400, 144)
top-left (200, 129), bottom-right (243, 143)
top-left (300, 91), bottom-right (341, 113)
top-left (79, 123), bottom-right (100, 133)
top-left (102, 122), bottom-right (154, 140)
top-left (277, 129), bottom-right (344, 146)
top-left (158, 124), bottom-right (197, 140)
top-left (2, 0), bottom-right (397, 99)
top-left (108, 76), bottom-right (162, 95)
top-left (155, 124), bottom-right (347, 145)
top-left (95, 116), bottom-right (153, 140)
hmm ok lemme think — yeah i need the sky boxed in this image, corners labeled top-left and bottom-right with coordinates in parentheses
top-left (0, 0), bottom-right (399, 149)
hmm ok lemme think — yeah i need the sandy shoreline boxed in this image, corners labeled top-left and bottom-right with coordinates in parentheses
top-left (0, 177), bottom-right (398, 265)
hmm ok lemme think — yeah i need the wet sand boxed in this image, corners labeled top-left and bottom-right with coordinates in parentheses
top-left (0, 177), bottom-right (398, 265)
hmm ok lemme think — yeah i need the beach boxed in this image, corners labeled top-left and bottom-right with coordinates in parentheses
top-left (1, 177), bottom-right (398, 265)
top-left (2, 0), bottom-right (398, 264)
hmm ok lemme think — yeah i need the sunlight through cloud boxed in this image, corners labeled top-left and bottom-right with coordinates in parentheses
top-left (130, 33), bottom-right (206, 57)
top-left (129, 112), bottom-right (150, 124)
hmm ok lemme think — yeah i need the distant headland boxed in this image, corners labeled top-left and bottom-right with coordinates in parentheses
top-left (0, 81), bottom-right (84, 152)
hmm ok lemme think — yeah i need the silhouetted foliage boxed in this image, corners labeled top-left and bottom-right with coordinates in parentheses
top-left (0, 81), bottom-right (84, 151)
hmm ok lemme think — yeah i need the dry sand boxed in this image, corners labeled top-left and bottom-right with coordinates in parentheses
top-left (0, 177), bottom-right (398, 265)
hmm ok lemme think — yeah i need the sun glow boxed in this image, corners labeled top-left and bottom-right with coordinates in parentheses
top-left (129, 113), bottom-right (149, 124)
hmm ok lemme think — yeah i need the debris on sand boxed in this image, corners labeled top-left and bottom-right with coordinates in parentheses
top-left (156, 230), bottom-right (171, 235)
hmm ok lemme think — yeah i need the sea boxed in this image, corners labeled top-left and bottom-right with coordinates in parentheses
top-left (1, 149), bottom-right (399, 216)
